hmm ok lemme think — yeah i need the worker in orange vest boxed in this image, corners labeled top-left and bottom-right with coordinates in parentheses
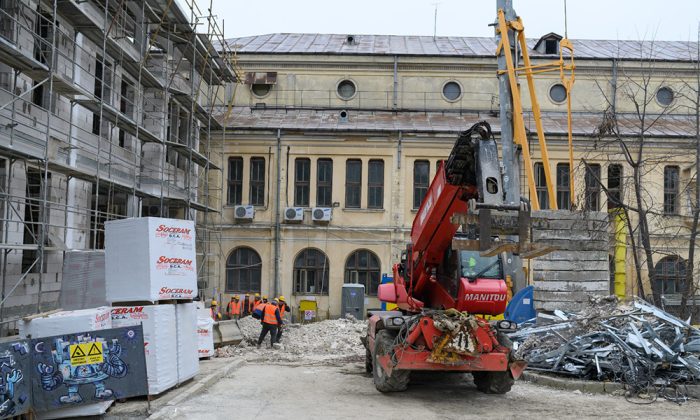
top-left (210, 300), bottom-right (222, 321)
top-left (275, 296), bottom-right (291, 342)
top-left (250, 293), bottom-right (261, 314)
top-left (227, 295), bottom-right (242, 319)
top-left (257, 298), bottom-right (283, 348)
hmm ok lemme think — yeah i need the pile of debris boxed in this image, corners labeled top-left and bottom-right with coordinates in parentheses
top-left (510, 297), bottom-right (700, 400)
top-left (216, 315), bottom-right (367, 365)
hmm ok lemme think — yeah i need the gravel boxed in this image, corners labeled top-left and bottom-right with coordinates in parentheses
top-left (215, 315), bottom-right (367, 365)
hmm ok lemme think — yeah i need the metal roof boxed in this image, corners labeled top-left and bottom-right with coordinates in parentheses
top-left (216, 108), bottom-right (696, 137)
top-left (223, 34), bottom-right (698, 61)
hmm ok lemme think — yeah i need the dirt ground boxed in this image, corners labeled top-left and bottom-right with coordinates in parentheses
top-left (153, 361), bottom-right (700, 420)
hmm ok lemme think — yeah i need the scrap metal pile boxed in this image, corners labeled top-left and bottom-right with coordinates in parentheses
top-left (510, 297), bottom-right (700, 399)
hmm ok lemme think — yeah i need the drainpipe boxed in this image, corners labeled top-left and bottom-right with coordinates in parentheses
top-left (393, 55), bottom-right (398, 110)
top-left (274, 129), bottom-right (282, 297)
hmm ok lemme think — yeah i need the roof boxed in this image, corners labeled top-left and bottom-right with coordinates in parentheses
top-left (216, 108), bottom-right (696, 138)
top-left (223, 34), bottom-right (699, 61)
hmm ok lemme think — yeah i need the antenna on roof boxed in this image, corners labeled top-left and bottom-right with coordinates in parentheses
top-left (432, 2), bottom-right (440, 41)
top-left (564, 0), bottom-right (568, 38)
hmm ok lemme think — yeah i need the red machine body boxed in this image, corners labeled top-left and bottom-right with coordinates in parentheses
top-left (366, 122), bottom-right (525, 394)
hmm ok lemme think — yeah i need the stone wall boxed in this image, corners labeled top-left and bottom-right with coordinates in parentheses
top-left (531, 210), bottom-right (610, 312)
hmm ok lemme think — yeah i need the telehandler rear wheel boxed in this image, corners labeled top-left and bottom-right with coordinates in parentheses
top-left (373, 330), bottom-right (409, 392)
top-left (365, 349), bottom-right (373, 374)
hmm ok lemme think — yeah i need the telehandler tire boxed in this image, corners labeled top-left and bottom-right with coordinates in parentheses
top-left (472, 331), bottom-right (515, 394)
top-left (373, 330), bottom-right (409, 392)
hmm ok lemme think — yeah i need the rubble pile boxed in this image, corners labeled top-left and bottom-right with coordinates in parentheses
top-left (510, 297), bottom-right (700, 400)
top-left (216, 316), bottom-right (367, 365)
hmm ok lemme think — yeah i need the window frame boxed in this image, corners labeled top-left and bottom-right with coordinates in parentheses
top-left (556, 163), bottom-right (571, 210)
top-left (413, 160), bottom-right (430, 210)
top-left (345, 159), bottom-right (362, 208)
top-left (249, 157), bottom-right (265, 207)
top-left (664, 165), bottom-right (680, 215)
top-left (584, 163), bottom-right (601, 211)
top-left (227, 157), bottom-right (243, 206)
top-left (534, 162), bottom-right (549, 210)
top-left (293, 248), bottom-right (330, 295)
top-left (226, 247), bottom-right (262, 293)
top-left (344, 249), bottom-right (381, 296)
top-left (607, 164), bottom-right (623, 210)
top-left (367, 159), bottom-right (384, 209)
top-left (294, 158), bottom-right (311, 207)
top-left (316, 158), bottom-right (333, 207)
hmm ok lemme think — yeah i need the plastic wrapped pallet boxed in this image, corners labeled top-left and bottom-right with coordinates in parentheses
top-left (176, 303), bottom-right (199, 382)
top-left (105, 217), bottom-right (196, 303)
top-left (110, 305), bottom-right (177, 395)
top-left (197, 308), bottom-right (214, 358)
top-left (18, 307), bottom-right (112, 338)
top-left (17, 307), bottom-right (113, 419)
top-left (59, 251), bottom-right (106, 310)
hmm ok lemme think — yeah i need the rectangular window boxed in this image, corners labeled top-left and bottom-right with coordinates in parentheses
top-left (664, 166), bottom-right (680, 215)
top-left (534, 163), bottom-right (549, 209)
top-left (316, 158), bottom-right (333, 207)
top-left (608, 164), bottom-right (623, 209)
top-left (367, 159), bottom-right (384, 209)
top-left (249, 157), bottom-right (265, 206)
top-left (227, 157), bottom-right (243, 205)
top-left (345, 159), bottom-right (362, 208)
top-left (556, 163), bottom-right (571, 210)
top-left (585, 164), bottom-right (601, 211)
top-left (294, 158), bottom-right (310, 207)
top-left (92, 114), bottom-right (101, 135)
top-left (413, 160), bottom-right (429, 209)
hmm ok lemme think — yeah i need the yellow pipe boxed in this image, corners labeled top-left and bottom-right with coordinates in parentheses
top-left (517, 21), bottom-right (557, 209)
top-left (497, 10), bottom-right (539, 210)
top-left (612, 208), bottom-right (627, 298)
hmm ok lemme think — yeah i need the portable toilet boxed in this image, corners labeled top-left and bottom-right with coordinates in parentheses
top-left (341, 284), bottom-right (365, 320)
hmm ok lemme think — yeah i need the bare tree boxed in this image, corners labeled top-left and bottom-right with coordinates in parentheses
top-left (582, 38), bottom-right (699, 318)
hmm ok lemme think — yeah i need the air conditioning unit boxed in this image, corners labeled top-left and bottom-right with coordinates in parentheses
top-left (312, 207), bottom-right (332, 222)
top-left (234, 205), bottom-right (255, 220)
top-left (284, 207), bottom-right (304, 222)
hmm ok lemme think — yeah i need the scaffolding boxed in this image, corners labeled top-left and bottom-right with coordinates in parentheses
top-left (0, 0), bottom-right (238, 334)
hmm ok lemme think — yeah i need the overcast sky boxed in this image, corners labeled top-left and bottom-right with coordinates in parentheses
top-left (213, 0), bottom-right (699, 41)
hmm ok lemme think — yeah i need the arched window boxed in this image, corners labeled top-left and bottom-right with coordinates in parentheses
top-left (226, 247), bottom-right (262, 293)
top-left (293, 248), bottom-right (329, 295)
top-left (345, 249), bottom-right (381, 295)
top-left (653, 256), bottom-right (687, 295)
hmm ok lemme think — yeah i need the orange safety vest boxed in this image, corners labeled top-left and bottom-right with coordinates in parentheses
top-left (278, 303), bottom-right (286, 317)
top-left (228, 300), bottom-right (241, 315)
top-left (262, 304), bottom-right (279, 325)
top-left (250, 299), bottom-right (261, 313)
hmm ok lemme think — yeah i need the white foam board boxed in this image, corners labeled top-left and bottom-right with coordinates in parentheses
top-left (18, 307), bottom-right (113, 418)
top-left (176, 303), bottom-right (199, 382)
top-left (197, 308), bottom-right (214, 358)
top-left (110, 305), bottom-right (178, 395)
top-left (18, 307), bottom-right (112, 338)
top-left (105, 217), bottom-right (196, 303)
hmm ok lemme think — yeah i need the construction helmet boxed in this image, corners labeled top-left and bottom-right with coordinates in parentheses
top-left (278, 296), bottom-right (286, 302)
top-left (211, 300), bottom-right (218, 306)
top-left (234, 294), bottom-right (240, 299)
top-left (255, 293), bottom-right (260, 297)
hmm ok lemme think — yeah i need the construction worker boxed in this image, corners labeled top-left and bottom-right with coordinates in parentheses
top-left (210, 300), bottom-right (222, 321)
top-left (262, 295), bottom-right (268, 304)
top-left (242, 293), bottom-right (251, 316)
top-left (275, 296), bottom-right (291, 342)
top-left (257, 298), bottom-right (283, 348)
top-left (227, 295), bottom-right (242, 319)
top-left (250, 293), bottom-right (261, 313)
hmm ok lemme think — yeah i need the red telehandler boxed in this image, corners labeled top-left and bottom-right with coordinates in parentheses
top-left (362, 121), bottom-right (543, 393)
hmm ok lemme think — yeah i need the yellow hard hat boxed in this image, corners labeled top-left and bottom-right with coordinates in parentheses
top-left (278, 296), bottom-right (286, 302)
top-left (254, 293), bottom-right (260, 297)
top-left (263, 295), bottom-right (268, 300)
top-left (211, 300), bottom-right (218, 306)
top-left (234, 294), bottom-right (240, 299)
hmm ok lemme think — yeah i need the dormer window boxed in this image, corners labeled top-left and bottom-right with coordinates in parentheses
top-left (545, 39), bottom-right (558, 54)
top-left (534, 32), bottom-right (563, 55)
